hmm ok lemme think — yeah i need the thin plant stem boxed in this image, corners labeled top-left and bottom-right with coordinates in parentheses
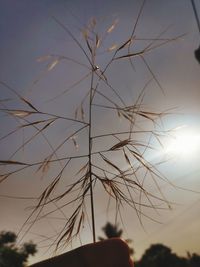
top-left (88, 46), bottom-right (96, 243)
top-left (191, 0), bottom-right (200, 34)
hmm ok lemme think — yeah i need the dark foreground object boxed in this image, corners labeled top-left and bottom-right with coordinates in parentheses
top-left (195, 46), bottom-right (200, 64)
top-left (29, 238), bottom-right (133, 267)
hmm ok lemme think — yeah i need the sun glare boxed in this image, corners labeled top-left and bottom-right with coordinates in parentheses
top-left (164, 126), bottom-right (200, 159)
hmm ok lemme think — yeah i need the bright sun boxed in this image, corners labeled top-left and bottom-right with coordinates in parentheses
top-left (164, 126), bottom-right (200, 159)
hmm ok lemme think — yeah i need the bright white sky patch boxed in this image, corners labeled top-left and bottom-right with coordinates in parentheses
top-left (164, 126), bottom-right (200, 159)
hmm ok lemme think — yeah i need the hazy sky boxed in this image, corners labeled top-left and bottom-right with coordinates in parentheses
top-left (0, 0), bottom-right (200, 265)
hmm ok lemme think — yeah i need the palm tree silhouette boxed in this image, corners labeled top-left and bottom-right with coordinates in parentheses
top-left (99, 222), bottom-right (134, 255)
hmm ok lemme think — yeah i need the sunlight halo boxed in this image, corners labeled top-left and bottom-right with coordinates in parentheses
top-left (164, 126), bottom-right (200, 159)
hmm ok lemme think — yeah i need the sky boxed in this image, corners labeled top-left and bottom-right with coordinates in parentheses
top-left (0, 0), bottom-right (200, 265)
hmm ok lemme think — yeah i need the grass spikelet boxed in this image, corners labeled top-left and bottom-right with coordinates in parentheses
top-left (107, 19), bottom-right (119, 33)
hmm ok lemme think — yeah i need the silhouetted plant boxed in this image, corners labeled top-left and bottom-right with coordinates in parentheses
top-left (0, 1), bottom-right (183, 252)
top-left (0, 231), bottom-right (37, 267)
top-left (187, 252), bottom-right (200, 267)
top-left (99, 222), bottom-right (134, 255)
top-left (135, 243), bottom-right (200, 267)
top-left (99, 222), bottom-right (123, 240)
top-left (135, 243), bottom-right (188, 267)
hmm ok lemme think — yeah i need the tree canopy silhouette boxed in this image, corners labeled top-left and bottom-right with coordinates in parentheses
top-left (99, 222), bottom-right (134, 256)
top-left (135, 243), bottom-right (200, 267)
top-left (0, 231), bottom-right (37, 267)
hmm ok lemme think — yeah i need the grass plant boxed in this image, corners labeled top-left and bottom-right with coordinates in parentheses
top-left (0, 1), bottom-right (183, 253)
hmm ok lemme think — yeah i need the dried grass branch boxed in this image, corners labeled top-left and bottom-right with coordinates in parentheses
top-left (0, 4), bottom-right (183, 251)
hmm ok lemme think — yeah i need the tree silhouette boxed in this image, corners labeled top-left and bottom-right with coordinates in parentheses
top-left (99, 222), bottom-right (122, 239)
top-left (99, 222), bottom-right (134, 255)
top-left (187, 252), bottom-right (200, 267)
top-left (0, 231), bottom-right (37, 267)
top-left (135, 243), bottom-right (188, 267)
